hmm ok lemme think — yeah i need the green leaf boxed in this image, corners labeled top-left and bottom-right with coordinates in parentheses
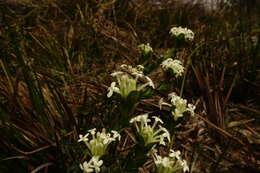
top-left (126, 91), bottom-right (141, 104)
top-left (163, 48), bottom-right (176, 60)
top-left (140, 88), bottom-right (154, 99)
top-left (157, 81), bottom-right (171, 91)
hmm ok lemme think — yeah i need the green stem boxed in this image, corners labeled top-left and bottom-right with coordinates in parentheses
top-left (180, 43), bottom-right (205, 97)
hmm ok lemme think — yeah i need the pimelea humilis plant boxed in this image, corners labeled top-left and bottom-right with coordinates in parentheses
top-left (78, 26), bottom-right (195, 173)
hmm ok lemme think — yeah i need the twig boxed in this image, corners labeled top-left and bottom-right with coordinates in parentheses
top-left (10, 144), bottom-right (51, 155)
top-left (195, 114), bottom-right (245, 145)
top-left (30, 162), bottom-right (54, 173)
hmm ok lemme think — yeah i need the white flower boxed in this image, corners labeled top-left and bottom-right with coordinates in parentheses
top-left (157, 157), bottom-right (171, 167)
top-left (159, 98), bottom-right (172, 110)
top-left (161, 58), bottom-right (184, 77)
top-left (169, 149), bottom-right (181, 160)
top-left (88, 128), bottom-right (97, 136)
top-left (169, 26), bottom-right (194, 41)
top-left (121, 64), bottom-right (144, 78)
top-left (131, 71), bottom-right (144, 78)
top-left (187, 104), bottom-right (196, 116)
top-left (130, 113), bottom-right (150, 124)
top-left (78, 134), bottom-right (89, 143)
top-left (168, 92), bottom-right (177, 101)
top-left (111, 130), bottom-right (121, 141)
top-left (111, 71), bottom-right (124, 77)
top-left (153, 152), bottom-right (175, 173)
top-left (137, 65), bottom-right (144, 71)
top-left (181, 160), bottom-right (189, 172)
top-left (91, 156), bottom-right (103, 173)
top-left (158, 126), bottom-right (171, 145)
top-left (171, 98), bottom-right (187, 120)
top-left (120, 64), bottom-right (128, 68)
top-left (145, 76), bottom-right (155, 89)
top-left (138, 43), bottom-right (153, 55)
top-left (80, 161), bottom-right (94, 173)
top-left (107, 82), bottom-right (120, 98)
top-left (136, 76), bottom-right (155, 91)
top-left (99, 129), bottom-right (115, 145)
top-left (168, 92), bottom-right (188, 120)
top-left (151, 116), bottom-right (164, 126)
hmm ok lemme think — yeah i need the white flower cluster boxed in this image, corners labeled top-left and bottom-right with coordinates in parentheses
top-left (161, 58), bottom-right (184, 77)
top-left (78, 128), bottom-right (121, 173)
top-left (138, 43), bottom-right (153, 55)
top-left (79, 156), bottom-right (103, 173)
top-left (78, 128), bottom-right (121, 157)
top-left (107, 64), bottom-right (155, 98)
top-left (159, 92), bottom-right (196, 121)
top-left (130, 114), bottom-right (171, 146)
top-left (169, 26), bottom-right (194, 41)
top-left (153, 149), bottom-right (189, 173)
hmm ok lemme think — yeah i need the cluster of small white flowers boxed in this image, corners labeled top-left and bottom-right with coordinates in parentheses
top-left (107, 64), bottom-right (155, 98)
top-left (120, 64), bottom-right (145, 78)
top-left (153, 149), bottom-right (189, 173)
top-left (130, 114), bottom-right (171, 146)
top-left (79, 156), bottom-right (103, 173)
top-left (78, 129), bottom-right (120, 172)
top-left (78, 128), bottom-right (120, 157)
top-left (169, 26), bottom-right (194, 41)
top-left (186, 103), bottom-right (196, 117)
top-left (138, 43), bottom-right (153, 55)
top-left (169, 92), bottom-right (188, 120)
top-left (161, 58), bottom-right (184, 77)
top-left (159, 92), bottom-right (196, 121)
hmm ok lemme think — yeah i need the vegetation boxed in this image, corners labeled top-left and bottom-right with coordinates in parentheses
top-left (0, 0), bottom-right (259, 172)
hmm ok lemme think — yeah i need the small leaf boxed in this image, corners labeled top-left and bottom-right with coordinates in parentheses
top-left (140, 88), bottom-right (154, 99)
top-left (157, 82), bottom-right (171, 91)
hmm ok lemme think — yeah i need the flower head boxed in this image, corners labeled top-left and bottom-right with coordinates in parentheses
top-left (169, 26), bottom-right (194, 41)
top-left (161, 58), bottom-right (184, 77)
top-left (130, 114), bottom-right (170, 146)
top-left (80, 156), bottom-right (103, 173)
top-left (107, 64), bottom-right (154, 98)
top-left (169, 92), bottom-right (188, 120)
top-left (120, 64), bottom-right (144, 78)
top-left (152, 149), bottom-right (189, 173)
top-left (159, 92), bottom-right (196, 121)
top-left (138, 43), bottom-right (153, 55)
top-left (78, 128), bottom-right (120, 158)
